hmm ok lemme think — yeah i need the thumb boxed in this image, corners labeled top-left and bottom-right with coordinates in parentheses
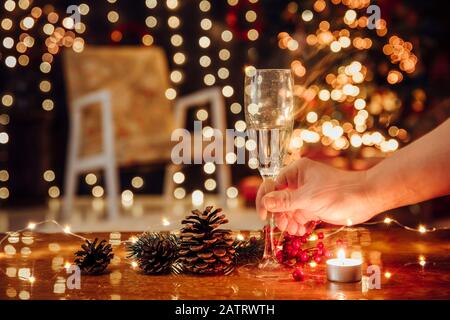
top-left (262, 189), bottom-right (299, 212)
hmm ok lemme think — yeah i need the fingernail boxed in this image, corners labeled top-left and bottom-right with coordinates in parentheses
top-left (264, 197), bottom-right (276, 210)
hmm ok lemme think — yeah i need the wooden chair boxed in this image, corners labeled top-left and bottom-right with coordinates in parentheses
top-left (62, 46), bottom-right (231, 220)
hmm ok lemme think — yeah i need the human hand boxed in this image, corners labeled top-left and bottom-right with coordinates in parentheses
top-left (256, 158), bottom-right (375, 235)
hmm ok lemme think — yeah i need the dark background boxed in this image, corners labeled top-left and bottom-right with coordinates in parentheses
top-left (0, 0), bottom-right (449, 223)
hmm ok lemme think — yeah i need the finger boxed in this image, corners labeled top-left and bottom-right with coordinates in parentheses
top-left (275, 213), bottom-right (288, 231)
top-left (276, 158), bottom-right (310, 188)
top-left (287, 220), bottom-right (298, 235)
top-left (262, 189), bottom-right (298, 212)
top-left (275, 163), bottom-right (299, 189)
top-left (256, 179), bottom-right (276, 220)
top-left (296, 224), bottom-right (306, 236)
top-left (293, 210), bottom-right (308, 225)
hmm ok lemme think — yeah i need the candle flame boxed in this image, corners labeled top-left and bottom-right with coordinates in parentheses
top-left (337, 249), bottom-right (346, 261)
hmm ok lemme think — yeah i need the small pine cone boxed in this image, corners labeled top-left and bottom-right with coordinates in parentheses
top-left (178, 206), bottom-right (236, 275)
top-left (127, 232), bottom-right (178, 274)
top-left (74, 238), bottom-right (114, 274)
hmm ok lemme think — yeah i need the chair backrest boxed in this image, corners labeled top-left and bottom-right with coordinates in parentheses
top-left (63, 46), bottom-right (174, 166)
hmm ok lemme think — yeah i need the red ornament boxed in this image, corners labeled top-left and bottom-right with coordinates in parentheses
top-left (292, 268), bottom-right (304, 281)
top-left (277, 221), bottom-right (326, 269)
top-left (300, 252), bottom-right (309, 262)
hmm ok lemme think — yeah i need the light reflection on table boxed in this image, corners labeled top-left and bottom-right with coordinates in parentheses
top-left (1, 228), bottom-right (450, 300)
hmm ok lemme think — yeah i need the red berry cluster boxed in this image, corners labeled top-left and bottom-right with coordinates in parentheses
top-left (276, 221), bottom-right (331, 279)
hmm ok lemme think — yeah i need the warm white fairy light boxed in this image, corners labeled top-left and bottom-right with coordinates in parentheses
top-left (308, 234), bottom-right (318, 241)
top-left (418, 225), bottom-right (426, 234)
top-left (27, 222), bottom-right (36, 230)
top-left (204, 178), bottom-right (216, 191)
top-left (131, 176), bottom-right (144, 189)
top-left (384, 271), bottom-right (392, 279)
top-left (162, 218), bottom-right (170, 226)
top-left (131, 261), bottom-right (138, 268)
top-left (92, 186), bottom-right (104, 198)
top-left (203, 162), bottom-right (215, 174)
top-left (226, 187), bottom-right (238, 199)
top-left (174, 187), bottom-right (186, 199)
top-left (145, 16), bottom-right (157, 28)
top-left (173, 172), bottom-right (185, 184)
top-left (221, 30), bottom-right (233, 42)
top-left (196, 109), bottom-right (208, 121)
top-left (63, 225), bottom-right (71, 234)
top-left (419, 255), bottom-right (426, 266)
top-left (192, 190), bottom-right (204, 206)
top-left (146, 0), bottom-right (157, 9)
top-left (384, 217), bottom-right (392, 224)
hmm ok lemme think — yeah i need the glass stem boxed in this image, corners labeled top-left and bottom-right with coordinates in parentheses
top-left (260, 175), bottom-right (279, 267)
top-left (263, 212), bottom-right (277, 262)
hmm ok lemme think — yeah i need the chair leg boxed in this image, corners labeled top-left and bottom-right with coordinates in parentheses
top-left (105, 161), bottom-right (119, 219)
top-left (62, 111), bottom-right (81, 222)
top-left (163, 164), bottom-right (178, 203)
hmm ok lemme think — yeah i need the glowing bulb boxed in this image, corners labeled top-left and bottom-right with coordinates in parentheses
top-left (309, 261), bottom-right (317, 268)
top-left (162, 218), bottom-right (170, 226)
top-left (27, 222), bottom-right (36, 230)
top-left (419, 255), bottom-right (426, 266)
top-left (129, 236), bottom-right (138, 244)
top-left (384, 217), bottom-right (392, 224)
top-left (236, 234), bottom-right (244, 241)
top-left (384, 272), bottom-right (392, 279)
top-left (131, 261), bottom-right (138, 268)
top-left (29, 276), bottom-right (35, 284)
top-left (63, 225), bottom-right (71, 234)
top-left (418, 225), bottom-right (426, 234)
top-left (64, 262), bottom-right (71, 269)
top-left (308, 234), bottom-right (318, 241)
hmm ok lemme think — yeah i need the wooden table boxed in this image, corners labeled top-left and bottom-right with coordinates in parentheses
top-left (1, 227), bottom-right (449, 300)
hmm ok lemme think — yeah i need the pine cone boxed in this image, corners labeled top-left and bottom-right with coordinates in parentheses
top-left (127, 232), bottom-right (178, 274)
top-left (179, 206), bottom-right (236, 275)
top-left (74, 238), bottom-right (114, 274)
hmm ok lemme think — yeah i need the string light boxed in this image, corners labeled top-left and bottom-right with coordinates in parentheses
top-left (419, 255), bottom-right (426, 266)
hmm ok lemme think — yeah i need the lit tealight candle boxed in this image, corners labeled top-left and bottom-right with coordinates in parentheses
top-left (326, 249), bottom-right (362, 283)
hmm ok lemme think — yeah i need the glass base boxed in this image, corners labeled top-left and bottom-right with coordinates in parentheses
top-left (238, 258), bottom-right (291, 280)
top-left (256, 258), bottom-right (289, 279)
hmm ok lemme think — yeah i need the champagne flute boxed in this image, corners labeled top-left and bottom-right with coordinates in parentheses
top-left (244, 68), bottom-right (294, 272)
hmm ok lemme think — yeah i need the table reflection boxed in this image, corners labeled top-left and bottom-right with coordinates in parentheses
top-left (0, 227), bottom-right (449, 300)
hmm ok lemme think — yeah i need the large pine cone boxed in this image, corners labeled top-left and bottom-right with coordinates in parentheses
top-left (127, 232), bottom-right (178, 274)
top-left (74, 238), bottom-right (114, 274)
top-left (179, 206), bottom-right (235, 275)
